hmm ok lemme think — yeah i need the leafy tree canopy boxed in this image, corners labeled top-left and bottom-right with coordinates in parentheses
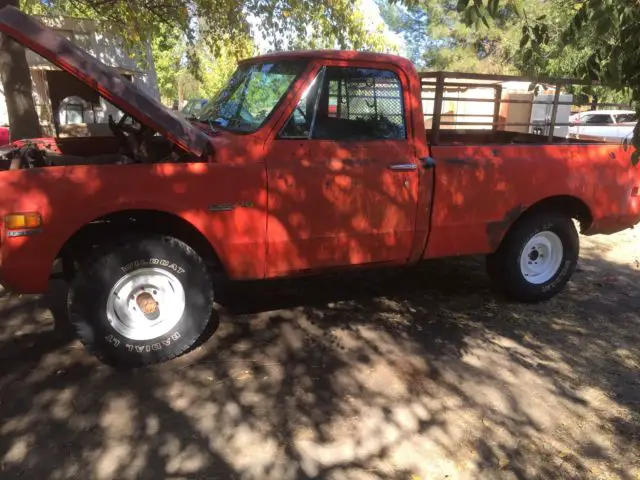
top-left (17, 0), bottom-right (399, 106)
top-left (381, 0), bottom-right (536, 73)
top-left (151, 26), bottom-right (255, 106)
top-left (456, 0), bottom-right (640, 164)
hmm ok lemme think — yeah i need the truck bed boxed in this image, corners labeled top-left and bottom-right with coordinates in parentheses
top-left (421, 71), bottom-right (634, 147)
top-left (424, 140), bottom-right (640, 261)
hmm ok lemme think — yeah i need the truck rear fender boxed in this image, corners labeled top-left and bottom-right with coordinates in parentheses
top-left (489, 195), bottom-right (593, 251)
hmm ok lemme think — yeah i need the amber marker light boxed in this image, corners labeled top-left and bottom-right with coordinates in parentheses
top-left (5, 212), bottom-right (43, 236)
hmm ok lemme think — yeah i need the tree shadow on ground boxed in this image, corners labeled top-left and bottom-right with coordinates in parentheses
top-left (0, 235), bottom-right (638, 479)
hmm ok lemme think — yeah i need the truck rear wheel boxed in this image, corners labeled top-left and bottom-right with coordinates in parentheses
top-left (68, 236), bottom-right (214, 367)
top-left (486, 212), bottom-right (579, 302)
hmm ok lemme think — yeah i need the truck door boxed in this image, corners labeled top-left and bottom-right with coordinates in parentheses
top-left (265, 63), bottom-right (419, 276)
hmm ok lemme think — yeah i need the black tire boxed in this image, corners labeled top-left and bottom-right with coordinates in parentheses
top-left (486, 212), bottom-right (579, 302)
top-left (68, 236), bottom-right (214, 367)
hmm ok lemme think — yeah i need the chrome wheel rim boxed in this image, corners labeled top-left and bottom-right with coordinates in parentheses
top-left (519, 231), bottom-right (564, 285)
top-left (106, 268), bottom-right (185, 341)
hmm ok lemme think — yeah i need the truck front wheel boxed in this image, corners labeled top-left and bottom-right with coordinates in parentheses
top-left (486, 212), bottom-right (579, 302)
top-left (68, 236), bottom-right (215, 367)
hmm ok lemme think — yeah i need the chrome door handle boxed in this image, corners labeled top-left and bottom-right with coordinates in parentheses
top-left (387, 163), bottom-right (417, 171)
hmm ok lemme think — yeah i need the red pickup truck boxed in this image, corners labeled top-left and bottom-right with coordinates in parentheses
top-left (0, 7), bottom-right (638, 367)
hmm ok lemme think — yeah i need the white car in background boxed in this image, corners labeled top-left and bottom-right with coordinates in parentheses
top-left (568, 110), bottom-right (637, 142)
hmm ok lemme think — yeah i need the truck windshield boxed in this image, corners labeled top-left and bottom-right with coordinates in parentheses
top-left (197, 61), bottom-right (305, 133)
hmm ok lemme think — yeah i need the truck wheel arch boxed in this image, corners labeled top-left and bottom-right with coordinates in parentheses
top-left (56, 209), bottom-right (225, 279)
top-left (493, 195), bottom-right (593, 251)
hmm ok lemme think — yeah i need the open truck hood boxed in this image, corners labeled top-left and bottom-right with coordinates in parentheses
top-left (0, 6), bottom-right (210, 157)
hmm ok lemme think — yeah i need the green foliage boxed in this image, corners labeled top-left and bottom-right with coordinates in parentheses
top-left (377, 2), bottom-right (429, 67)
top-left (22, 0), bottom-right (398, 58)
top-left (151, 27), bottom-right (255, 105)
top-left (199, 38), bottom-right (256, 100)
top-left (20, 0), bottom-right (400, 105)
top-left (259, 0), bottom-right (400, 52)
top-left (150, 29), bottom-right (187, 104)
top-left (456, 0), bottom-right (640, 165)
top-left (382, 0), bottom-right (534, 74)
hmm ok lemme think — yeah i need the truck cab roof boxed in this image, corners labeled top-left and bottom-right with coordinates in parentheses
top-left (243, 50), bottom-right (418, 74)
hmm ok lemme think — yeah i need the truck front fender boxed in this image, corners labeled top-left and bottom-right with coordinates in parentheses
top-left (0, 163), bottom-right (267, 293)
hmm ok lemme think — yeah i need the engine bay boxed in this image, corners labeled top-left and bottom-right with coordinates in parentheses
top-left (0, 114), bottom-right (197, 171)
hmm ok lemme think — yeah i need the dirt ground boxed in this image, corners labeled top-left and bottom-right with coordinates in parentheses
top-left (0, 228), bottom-right (638, 480)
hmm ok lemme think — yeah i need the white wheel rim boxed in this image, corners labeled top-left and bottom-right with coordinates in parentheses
top-left (106, 268), bottom-right (186, 341)
top-left (519, 231), bottom-right (564, 285)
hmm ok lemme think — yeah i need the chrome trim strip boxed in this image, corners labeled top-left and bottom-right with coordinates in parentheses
top-left (387, 163), bottom-right (418, 171)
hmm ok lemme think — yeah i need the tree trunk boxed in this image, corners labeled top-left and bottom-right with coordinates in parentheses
top-left (0, 0), bottom-right (41, 140)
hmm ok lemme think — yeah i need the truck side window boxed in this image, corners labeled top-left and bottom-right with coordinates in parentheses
top-left (312, 67), bottom-right (406, 141)
top-left (279, 72), bottom-right (323, 139)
